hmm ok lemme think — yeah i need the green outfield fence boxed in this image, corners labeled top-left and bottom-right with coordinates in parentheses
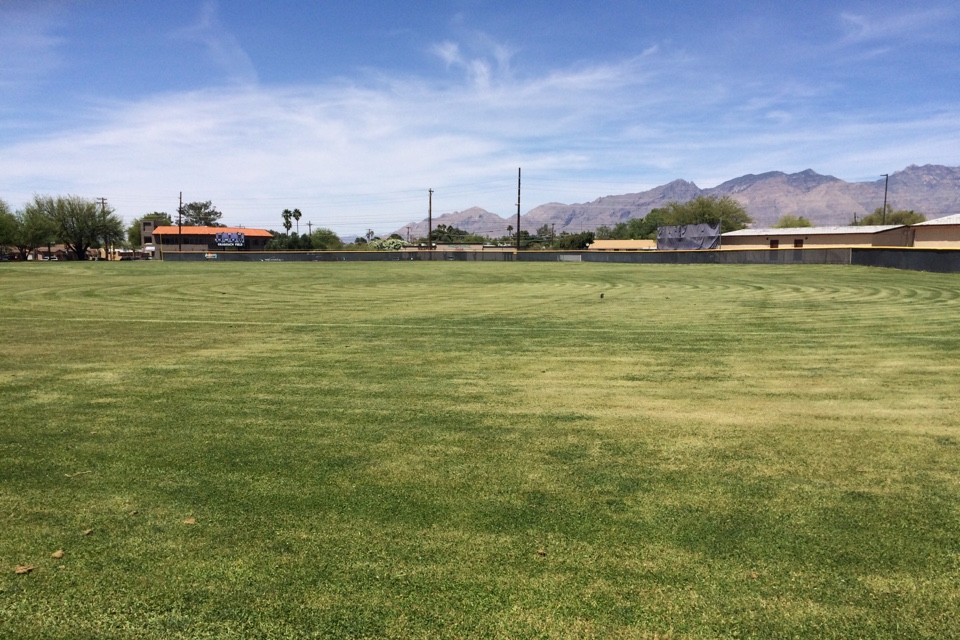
top-left (157, 247), bottom-right (960, 273)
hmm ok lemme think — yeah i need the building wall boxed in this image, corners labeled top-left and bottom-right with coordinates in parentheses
top-left (140, 220), bottom-right (158, 246)
top-left (722, 234), bottom-right (868, 249)
top-left (589, 239), bottom-right (656, 250)
top-left (721, 227), bottom-right (913, 249)
top-left (913, 226), bottom-right (960, 248)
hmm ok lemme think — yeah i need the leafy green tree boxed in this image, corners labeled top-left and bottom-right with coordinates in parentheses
top-left (265, 232), bottom-right (312, 251)
top-left (430, 224), bottom-right (476, 243)
top-left (493, 225), bottom-right (534, 247)
top-left (594, 225), bottom-right (613, 240)
top-left (609, 220), bottom-right (637, 239)
top-left (15, 199), bottom-right (58, 257)
top-left (292, 208), bottom-right (302, 234)
top-left (526, 224), bottom-right (553, 247)
top-left (0, 199), bottom-right (17, 255)
top-left (853, 206), bottom-right (926, 226)
top-left (181, 201), bottom-right (223, 226)
top-left (281, 209), bottom-right (293, 234)
top-left (311, 228), bottom-right (343, 251)
top-left (127, 212), bottom-right (172, 246)
top-left (287, 233), bottom-right (305, 250)
top-left (492, 229), bottom-right (533, 247)
top-left (662, 196), bottom-right (752, 233)
top-left (638, 209), bottom-right (667, 238)
top-left (264, 231), bottom-right (286, 250)
top-left (296, 233), bottom-right (317, 251)
top-left (773, 215), bottom-right (814, 228)
top-left (554, 231), bottom-right (595, 250)
top-left (533, 223), bottom-right (557, 245)
top-left (596, 209), bottom-right (668, 242)
top-left (35, 195), bottom-right (125, 260)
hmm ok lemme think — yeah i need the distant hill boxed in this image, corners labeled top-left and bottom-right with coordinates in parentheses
top-left (394, 206), bottom-right (513, 241)
top-left (523, 179), bottom-right (703, 234)
top-left (391, 164), bottom-right (960, 237)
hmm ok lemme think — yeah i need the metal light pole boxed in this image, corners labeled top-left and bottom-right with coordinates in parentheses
top-left (881, 174), bottom-right (889, 224)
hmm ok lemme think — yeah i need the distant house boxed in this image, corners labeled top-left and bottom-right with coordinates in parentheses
top-left (151, 226), bottom-right (273, 253)
top-left (721, 225), bottom-right (913, 249)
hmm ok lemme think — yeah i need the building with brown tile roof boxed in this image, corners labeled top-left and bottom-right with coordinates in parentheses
top-left (151, 226), bottom-right (273, 254)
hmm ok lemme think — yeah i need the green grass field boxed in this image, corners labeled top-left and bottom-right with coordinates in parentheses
top-left (1, 261), bottom-right (959, 639)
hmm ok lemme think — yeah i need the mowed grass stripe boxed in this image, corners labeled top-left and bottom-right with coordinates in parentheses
top-left (1, 262), bottom-right (959, 639)
top-left (6, 313), bottom-right (956, 343)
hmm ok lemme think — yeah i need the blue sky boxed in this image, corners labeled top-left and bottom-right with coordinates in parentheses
top-left (2, 0), bottom-right (958, 234)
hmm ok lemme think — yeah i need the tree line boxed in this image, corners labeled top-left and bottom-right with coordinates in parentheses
top-left (3, 192), bottom-right (928, 260)
top-left (594, 196), bottom-right (752, 241)
top-left (769, 206), bottom-right (925, 229)
top-left (0, 195), bottom-right (125, 260)
top-left (0, 196), bottom-right (235, 260)
top-left (1, 194), bottom-right (757, 257)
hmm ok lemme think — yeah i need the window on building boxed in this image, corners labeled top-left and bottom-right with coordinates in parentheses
top-left (769, 239), bottom-right (779, 249)
top-left (794, 239), bottom-right (803, 248)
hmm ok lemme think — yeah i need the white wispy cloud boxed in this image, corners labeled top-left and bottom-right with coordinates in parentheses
top-left (0, 2), bottom-right (66, 93)
top-left (0, 27), bottom-right (957, 233)
top-left (170, 0), bottom-right (258, 85)
top-left (839, 6), bottom-right (958, 43)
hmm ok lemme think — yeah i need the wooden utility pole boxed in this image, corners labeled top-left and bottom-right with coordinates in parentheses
top-left (178, 191), bottom-right (183, 254)
top-left (516, 168), bottom-right (521, 252)
top-left (428, 189), bottom-right (433, 251)
top-left (881, 173), bottom-right (889, 224)
top-left (97, 197), bottom-right (108, 259)
top-left (307, 221), bottom-right (313, 235)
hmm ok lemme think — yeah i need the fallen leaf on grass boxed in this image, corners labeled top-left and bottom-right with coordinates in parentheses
top-left (536, 549), bottom-right (547, 557)
top-left (183, 518), bottom-right (196, 525)
top-left (748, 571), bottom-right (759, 580)
top-left (51, 550), bottom-right (64, 559)
top-left (82, 529), bottom-right (93, 536)
top-left (14, 565), bottom-right (34, 575)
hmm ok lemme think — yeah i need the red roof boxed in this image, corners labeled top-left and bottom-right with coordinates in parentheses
top-left (151, 226), bottom-right (273, 238)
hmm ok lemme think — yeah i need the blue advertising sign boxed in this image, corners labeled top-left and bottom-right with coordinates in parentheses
top-left (215, 231), bottom-right (245, 247)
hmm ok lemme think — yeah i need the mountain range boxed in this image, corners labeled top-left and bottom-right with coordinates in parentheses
top-left (392, 164), bottom-right (960, 239)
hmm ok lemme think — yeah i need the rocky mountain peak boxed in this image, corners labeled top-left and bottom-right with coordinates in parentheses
top-left (391, 164), bottom-right (960, 237)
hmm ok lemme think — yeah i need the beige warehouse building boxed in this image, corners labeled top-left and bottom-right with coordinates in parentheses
top-left (720, 225), bottom-right (914, 249)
